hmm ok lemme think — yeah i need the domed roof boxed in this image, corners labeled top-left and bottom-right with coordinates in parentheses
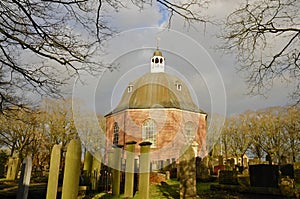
top-left (111, 73), bottom-right (203, 114)
top-left (153, 49), bottom-right (163, 57)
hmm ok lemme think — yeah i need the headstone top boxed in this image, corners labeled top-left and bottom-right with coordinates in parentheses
top-left (126, 141), bottom-right (137, 145)
top-left (139, 142), bottom-right (152, 146)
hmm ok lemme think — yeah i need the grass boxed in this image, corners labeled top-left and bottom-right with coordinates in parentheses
top-left (89, 179), bottom-right (218, 199)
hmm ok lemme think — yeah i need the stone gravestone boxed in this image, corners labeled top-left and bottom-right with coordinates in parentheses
top-left (179, 145), bottom-right (197, 199)
top-left (219, 170), bottom-right (238, 185)
top-left (90, 155), bottom-right (101, 192)
top-left (61, 139), bottom-right (82, 199)
top-left (46, 144), bottom-right (61, 199)
top-left (138, 142), bottom-right (152, 199)
top-left (124, 141), bottom-right (137, 198)
top-left (112, 145), bottom-right (123, 196)
top-left (83, 151), bottom-right (93, 186)
top-left (249, 164), bottom-right (279, 188)
top-left (6, 157), bottom-right (20, 180)
top-left (294, 162), bottom-right (300, 184)
top-left (196, 156), bottom-right (210, 181)
top-left (280, 164), bottom-right (294, 179)
top-left (16, 155), bottom-right (32, 199)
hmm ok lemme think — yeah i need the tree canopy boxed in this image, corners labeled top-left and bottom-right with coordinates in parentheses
top-left (222, 0), bottom-right (300, 102)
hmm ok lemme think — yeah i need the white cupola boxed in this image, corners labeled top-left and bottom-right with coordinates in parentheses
top-left (150, 49), bottom-right (165, 73)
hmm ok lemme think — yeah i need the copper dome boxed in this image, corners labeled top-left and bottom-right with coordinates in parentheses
top-left (111, 72), bottom-right (203, 114)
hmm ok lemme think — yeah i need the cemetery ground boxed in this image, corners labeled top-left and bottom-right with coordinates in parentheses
top-left (86, 179), bottom-right (300, 199)
top-left (1, 178), bottom-right (299, 199)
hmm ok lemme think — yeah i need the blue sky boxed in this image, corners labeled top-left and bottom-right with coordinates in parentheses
top-left (158, 3), bottom-right (168, 26)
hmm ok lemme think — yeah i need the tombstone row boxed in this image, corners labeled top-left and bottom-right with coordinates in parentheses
top-left (107, 141), bottom-right (198, 199)
top-left (3, 139), bottom-right (198, 199)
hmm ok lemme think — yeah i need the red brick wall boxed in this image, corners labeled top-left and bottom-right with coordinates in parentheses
top-left (105, 108), bottom-right (206, 161)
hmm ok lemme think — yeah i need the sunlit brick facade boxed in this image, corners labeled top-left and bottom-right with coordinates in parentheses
top-left (105, 49), bottom-right (207, 165)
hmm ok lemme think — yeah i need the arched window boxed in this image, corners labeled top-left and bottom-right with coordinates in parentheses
top-left (160, 58), bottom-right (163, 63)
top-left (185, 121), bottom-right (195, 141)
top-left (113, 122), bottom-right (119, 145)
top-left (142, 119), bottom-right (157, 148)
top-left (155, 58), bottom-right (159, 63)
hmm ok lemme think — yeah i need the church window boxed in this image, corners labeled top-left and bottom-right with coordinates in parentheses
top-left (160, 58), bottom-right (163, 63)
top-left (175, 82), bottom-right (182, 91)
top-left (128, 85), bottom-right (133, 93)
top-left (155, 58), bottom-right (159, 63)
top-left (185, 121), bottom-right (195, 141)
top-left (142, 119), bottom-right (157, 148)
top-left (113, 122), bottom-right (119, 145)
top-left (152, 58), bottom-right (154, 63)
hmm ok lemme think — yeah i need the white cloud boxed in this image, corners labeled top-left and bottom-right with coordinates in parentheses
top-left (71, 0), bottom-right (294, 117)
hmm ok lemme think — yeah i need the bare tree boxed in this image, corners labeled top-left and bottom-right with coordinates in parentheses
top-left (0, 0), bottom-right (210, 111)
top-left (39, 98), bottom-right (78, 156)
top-left (0, 107), bottom-right (38, 159)
top-left (221, 114), bottom-right (252, 168)
top-left (248, 107), bottom-right (291, 164)
top-left (283, 104), bottom-right (300, 162)
top-left (222, 0), bottom-right (300, 102)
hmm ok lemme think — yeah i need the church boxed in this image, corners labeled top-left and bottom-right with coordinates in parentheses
top-left (105, 48), bottom-right (207, 169)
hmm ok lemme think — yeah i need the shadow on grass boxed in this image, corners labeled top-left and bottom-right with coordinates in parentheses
top-left (156, 180), bottom-right (180, 199)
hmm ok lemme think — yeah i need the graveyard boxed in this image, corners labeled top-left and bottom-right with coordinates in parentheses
top-left (0, 139), bottom-right (300, 199)
top-left (0, 49), bottom-right (300, 199)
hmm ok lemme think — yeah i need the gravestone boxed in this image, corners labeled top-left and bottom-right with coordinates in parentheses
top-left (112, 145), bottom-right (123, 196)
top-left (90, 155), bottom-right (101, 191)
top-left (138, 142), bottom-right (152, 199)
top-left (83, 151), bottom-right (93, 185)
top-left (249, 164), bottom-right (279, 188)
top-left (16, 155), bottom-right (32, 199)
top-left (229, 158), bottom-right (235, 169)
top-left (218, 155), bottom-right (224, 166)
top-left (124, 141), bottom-right (137, 198)
top-left (179, 145), bottom-right (197, 199)
top-left (46, 144), bottom-right (61, 199)
top-left (213, 165), bottom-right (225, 175)
top-left (219, 170), bottom-right (238, 185)
top-left (280, 164), bottom-right (294, 179)
top-left (294, 162), bottom-right (300, 183)
top-left (61, 139), bottom-right (82, 199)
top-left (196, 157), bottom-right (210, 181)
top-left (6, 157), bottom-right (20, 180)
top-left (0, 151), bottom-right (7, 178)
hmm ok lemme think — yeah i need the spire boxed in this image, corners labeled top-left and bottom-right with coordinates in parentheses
top-left (150, 38), bottom-right (165, 73)
top-left (156, 37), bottom-right (160, 49)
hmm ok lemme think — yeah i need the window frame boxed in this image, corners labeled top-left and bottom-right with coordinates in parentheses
top-left (142, 119), bottom-right (157, 148)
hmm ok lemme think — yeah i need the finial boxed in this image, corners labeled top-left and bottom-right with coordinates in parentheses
top-left (156, 37), bottom-right (160, 49)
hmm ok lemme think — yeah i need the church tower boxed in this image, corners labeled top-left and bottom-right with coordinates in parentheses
top-left (105, 47), bottom-right (207, 166)
top-left (150, 49), bottom-right (165, 73)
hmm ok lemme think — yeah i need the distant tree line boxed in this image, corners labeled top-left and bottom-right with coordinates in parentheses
top-left (214, 105), bottom-right (300, 165)
top-left (0, 98), bottom-right (105, 172)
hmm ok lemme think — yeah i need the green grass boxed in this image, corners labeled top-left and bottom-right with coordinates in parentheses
top-left (88, 179), bottom-right (217, 199)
